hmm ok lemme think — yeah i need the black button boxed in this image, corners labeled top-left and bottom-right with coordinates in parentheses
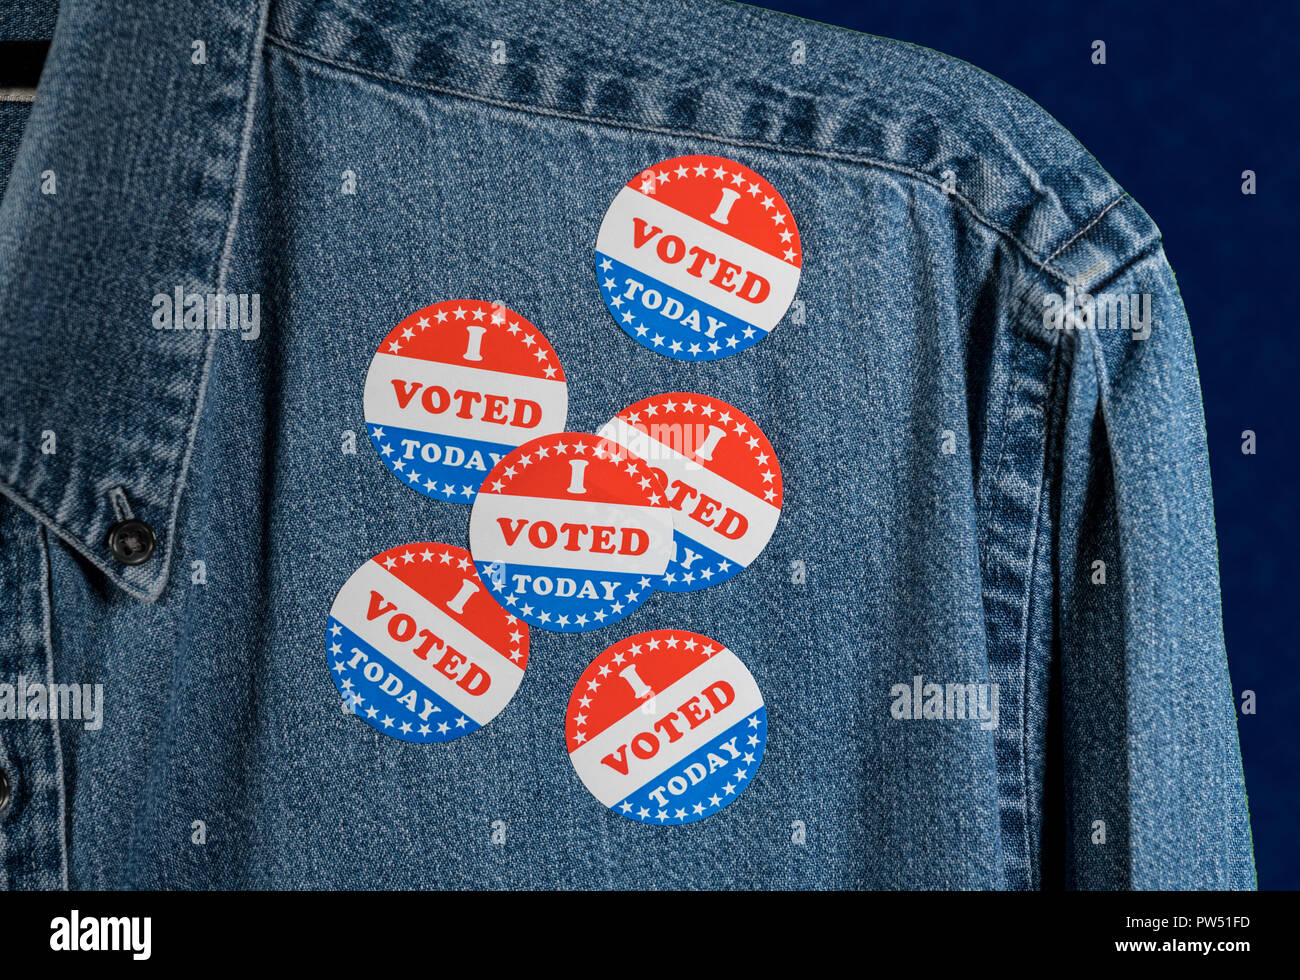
top-left (0, 768), bottom-right (10, 814)
top-left (107, 519), bottom-right (156, 565)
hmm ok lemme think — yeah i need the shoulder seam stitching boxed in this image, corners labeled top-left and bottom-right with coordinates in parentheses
top-left (1043, 192), bottom-right (1128, 271)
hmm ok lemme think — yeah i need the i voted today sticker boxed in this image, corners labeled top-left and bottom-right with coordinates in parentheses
top-left (598, 393), bottom-right (783, 592)
top-left (594, 154), bottom-right (801, 360)
top-left (363, 300), bottom-right (567, 502)
top-left (327, 542), bottom-right (528, 742)
top-left (468, 432), bottom-right (674, 633)
top-left (566, 630), bottom-right (767, 825)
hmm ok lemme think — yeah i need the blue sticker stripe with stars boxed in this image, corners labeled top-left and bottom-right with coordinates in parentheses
top-left (657, 529), bottom-right (741, 593)
top-left (477, 560), bottom-right (652, 632)
top-left (367, 422), bottom-right (514, 502)
top-left (612, 707), bottom-right (766, 825)
top-left (595, 250), bottom-right (766, 361)
top-left (328, 616), bottom-right (481, 742)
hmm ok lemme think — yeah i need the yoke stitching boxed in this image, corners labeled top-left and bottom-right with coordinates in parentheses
top-left (264, 31), bottom-right (1125, 290)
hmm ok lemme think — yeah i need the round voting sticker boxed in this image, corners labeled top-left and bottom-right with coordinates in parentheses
top-left (468, 432), bottom-right (673, 633)
top-left (566, 630), bottom-right (767, 825)
top-left (598, 393), bottom-right (782, 592)
top-left (594, 154), bottom-right (801, 360)
top-left (364, 300), bottom-right (567, 502)
top-left (327, 543), bottom-right (529, 742)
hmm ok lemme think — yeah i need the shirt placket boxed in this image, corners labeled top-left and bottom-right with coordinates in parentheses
top-left (0, 503), bottom-right (68, 890)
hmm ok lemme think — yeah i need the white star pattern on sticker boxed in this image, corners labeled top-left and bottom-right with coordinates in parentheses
top-left (328, 550), bottom-right (521, 744)
top-left (569, 632), bottom-right (700, 750)
top-left (476, 436), bottom-right (652, 629)
top-left (369, 301), bottom-right (562, 496)
top-left (332, 643), bottom-right (457, 742)
top-left (615, 394), bottom-right (781, 588)
top-left (692, 159), bottom-right (799, 265)
top-left (597, 247), bottom-right (770, 360)
top-left (601, 149), bottom-right (800, 355)
top-left (618, 660), bottom-right (759, 821)
top-left (370, 426), bottom-right (482, 502)
top-left (570, 632), bottom-right (763, 827)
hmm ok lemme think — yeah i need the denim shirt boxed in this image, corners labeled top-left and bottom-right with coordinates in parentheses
top-left (0, 0), bottom-right (1254, 889)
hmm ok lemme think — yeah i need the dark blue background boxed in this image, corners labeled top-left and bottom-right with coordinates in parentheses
top-left (747, 0), bottom-right (1298, 890)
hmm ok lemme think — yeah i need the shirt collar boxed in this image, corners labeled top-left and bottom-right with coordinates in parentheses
top-left (0, 0), bottom-right (268, 600)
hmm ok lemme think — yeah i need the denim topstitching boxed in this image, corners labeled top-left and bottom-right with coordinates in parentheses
top-left (262, 31), bottom-right (1134, 298)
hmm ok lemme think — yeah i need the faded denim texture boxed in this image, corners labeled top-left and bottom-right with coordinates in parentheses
top-left (0, 0), bottom-right (1254, 889)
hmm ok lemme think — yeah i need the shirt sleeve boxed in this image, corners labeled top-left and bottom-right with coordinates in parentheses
top-left (1054, 242), bottom-right (1256, 889)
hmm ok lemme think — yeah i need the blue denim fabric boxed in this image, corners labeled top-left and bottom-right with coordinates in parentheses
top-left (0, 1), bottom-right (58, 41)
top-left (0, 0), bottom-right (1254, 889)
top-left (0, 0), bottom-right (56, 192)
top-left (0, 102), bottom-right (32, 193)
